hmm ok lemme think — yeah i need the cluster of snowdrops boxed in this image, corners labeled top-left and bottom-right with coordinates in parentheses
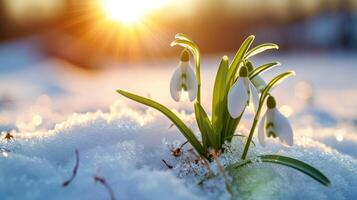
top-left (117, 34), bottom-right (330, 191)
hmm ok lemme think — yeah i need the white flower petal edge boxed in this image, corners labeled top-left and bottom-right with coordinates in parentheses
top-left (185, 64), bottom-right (198, 101)
top-left (258, 112), bottom-right (267, 147)
top-left (228, 78), bottom-right (249, 118)
top-left (258, 105), bottom-right (294, 147)
top-left (169, 66), bottom-right (182, 102)
top-left (273, 108), bottom-right (294, 146)
top-left (249, 81), bottom-right (260, 113)
top-left (251, 75), bottom-right (266, 92)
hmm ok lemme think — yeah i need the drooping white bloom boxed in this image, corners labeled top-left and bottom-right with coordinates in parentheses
top-left (246, 61), bottom-right (266, 92)
top-left (258, 96), bottom-right (294, 147)
top-left (251, 75), bottom-right (267, 92)
top-left (170, 50), bottom-right (197, 102)
top-left (227, 66), bottom-right (259, 118)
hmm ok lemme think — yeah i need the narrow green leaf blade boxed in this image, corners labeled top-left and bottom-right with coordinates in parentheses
top-left (260, 155), bottom-right (331, 186)
top-left (221, 36), bottom-right (255, 140)
top-left (227, 35), bottom-right (255, 84)
top-left (249, 62), bottom-right (280, 80)
top-left (229, 154), bottom-right (331, 186)
top-left (212, 56), bottom-right (229, 134)
top-left (261, 71), bottom-right (295, 102)
top-left (244, 43), bottom-right (279, 59)
top-left (117, 89), bottom-right (206, 156)
top-left (194, 103), bottom-right (209, 149)
top-left (194, 102), bottom-right (219, 150)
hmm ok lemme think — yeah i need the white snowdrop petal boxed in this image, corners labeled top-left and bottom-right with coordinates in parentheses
top-left (251, 75), bottom-right (267, 92)
top-left (266, 108), bottom-right (274, 125)
top-left (169, 66), bottom-right (182, 102)
top-left (249, 81), bottom-right (260, 114)
top-left (228, 78), bottom-right (249, 118)
top-left (258, 112), bottom-right (267, 147)
top-left (274, 108), bottom-right (294, 146)
top-left (185, 64), bottom-right (198, 101)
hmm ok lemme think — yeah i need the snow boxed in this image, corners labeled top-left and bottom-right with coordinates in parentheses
top-left (1, 102), bottom-right (357, 200)
top-left (0, 39), bottom-right (357, 199)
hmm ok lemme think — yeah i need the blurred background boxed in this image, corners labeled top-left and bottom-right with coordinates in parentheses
top-left (1, 0), bottom-right (357, 60)
top-left (0, 0), bottom-right (357, 156)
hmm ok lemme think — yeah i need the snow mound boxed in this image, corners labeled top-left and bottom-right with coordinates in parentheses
top-left (0, 103), bottom-right (356, 200)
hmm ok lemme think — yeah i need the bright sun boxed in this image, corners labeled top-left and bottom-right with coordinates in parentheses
top-left (101, 0), bottom-right (169, 24)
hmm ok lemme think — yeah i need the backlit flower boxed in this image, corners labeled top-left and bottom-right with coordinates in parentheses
top-left (227, 66), bottom-right (259, 118)
top-left (258, 96), bottom-right (294, 146)
top-left (246, 61), bottom-right (267, 92)
top-left (169, 50), bottom-right (198, 102)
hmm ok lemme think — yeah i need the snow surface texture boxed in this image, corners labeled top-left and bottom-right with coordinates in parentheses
top-left (0, 40), bottom-right (356, 199)
top-left (1, 102), bottom-right (356, 200)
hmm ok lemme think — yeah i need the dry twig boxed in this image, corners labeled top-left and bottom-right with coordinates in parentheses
top-left (63, 149), bottom-right (80, 187)
top-left (162, 159), bottom-right (173, 169)
top-left (171, 140), bottom-right (188, 157)
top-left (94, 175), bottom-right (116, 200)
top-left (4, 133), bottom-right (14, 140)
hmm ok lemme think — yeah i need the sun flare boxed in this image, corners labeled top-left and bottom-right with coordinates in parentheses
top-left (101, 0), bottom-right (169, 24)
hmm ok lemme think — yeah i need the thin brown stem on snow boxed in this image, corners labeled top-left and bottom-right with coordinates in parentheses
top-left (94, 175), bottom-right (116, 200)
top-left (162, 159), bottom-right (173, 169)
top-left (63, 149), bottom-right (79, 187)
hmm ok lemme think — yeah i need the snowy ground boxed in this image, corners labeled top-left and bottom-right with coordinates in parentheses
top-left (0, 39), bottom-right (357, 199)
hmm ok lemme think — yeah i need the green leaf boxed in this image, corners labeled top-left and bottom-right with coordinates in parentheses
top-left (224, 110), bottom-right (244, 141)
top-left (249, 62), bottom-right (280, 80)
top-left (244, 43), bottom-right (279, 59)
top-left (117, 89), bottom-right (206, 157)
top-left (212, 56), bottom-right (229, 135)
top-left (229, 154), bottom-right (331, 186)
top-left (194, 103), bottom-right (209, 150)
top-left (260, 71), bottom-right (295, 103)
top-left (227, 35), bottom-right (255, 84)
top-left (194, 102), bottom-right (219, 150)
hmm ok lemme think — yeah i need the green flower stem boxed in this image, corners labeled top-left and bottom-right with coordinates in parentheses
top-left (241, 104), bottom-right (263, 160)
top-left (241, 71), bottom-right (295, 160)
top-left (196, 61), bottom-right (201, 103)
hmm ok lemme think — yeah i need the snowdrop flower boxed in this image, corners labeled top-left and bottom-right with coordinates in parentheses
top-left (170, 49), bottom-right (198, 102)
top-left (246, 61), bottom-right (267, 92)
top-left (227, 66), bottom-right (259, 118)
top-left (258, 96), bottom-right (294, 147)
